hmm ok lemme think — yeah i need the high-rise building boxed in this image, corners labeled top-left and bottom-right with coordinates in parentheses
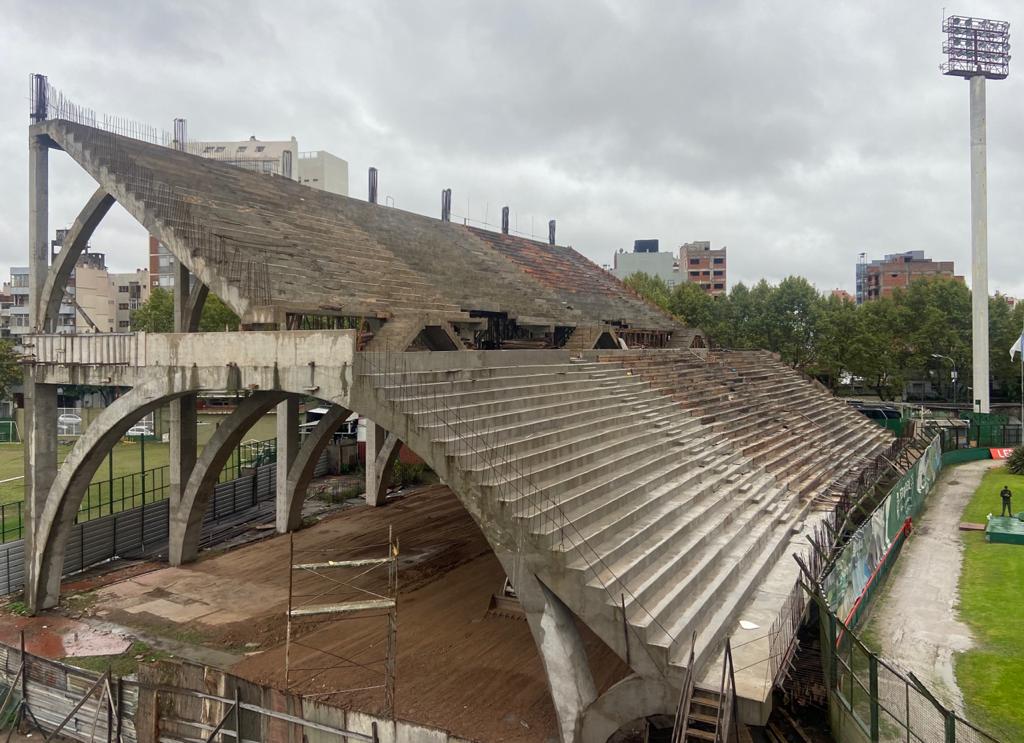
top-left (149, 136), bottom-right (349, 289)
top-left (611, 240), bottom-right (680, 287)
top-left (856, 251), bottom-right (961, 303)
top-left (680, 241), bottom-right (727, 296)
top-left (111, 270), bottom-right (150, 331)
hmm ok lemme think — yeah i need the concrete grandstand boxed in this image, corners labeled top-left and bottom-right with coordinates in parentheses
top-left (20, 78), bottom-right (893, 742)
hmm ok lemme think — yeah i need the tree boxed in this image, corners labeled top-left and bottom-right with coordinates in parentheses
top-left (130, 287), bottom-right (174, 332)
top-left (0, 340), bottom-right (21, 402)
top-left (623, 272), bottom-right (671, 312)
top-left (131, 287), bottom-right (240, 332)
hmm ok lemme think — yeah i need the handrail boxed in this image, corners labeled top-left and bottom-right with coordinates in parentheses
top-left (670, 631), bottom-right (698, 743)
top-left (707, 637), bottom-right (738, 743)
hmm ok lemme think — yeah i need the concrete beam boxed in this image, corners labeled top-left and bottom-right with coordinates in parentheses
top-left (579, 674), bottom-right (675, 743)
top-left (169, 391), bottom-right (290, 566)
top-left (39, 188), bottom-right (115, 332)
top-left (278, 405), bottom-right (352, 532)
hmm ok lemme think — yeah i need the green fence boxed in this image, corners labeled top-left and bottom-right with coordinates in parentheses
top-left (817, 597), bottom-right (1003, 743)
top-left (0, 438), bottom-right (278, 544)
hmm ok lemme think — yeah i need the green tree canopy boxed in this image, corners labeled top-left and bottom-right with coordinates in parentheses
top-left (623, 271), bottom-right (1021, 403)
top-left (131, 287), bottom-right (240, 333)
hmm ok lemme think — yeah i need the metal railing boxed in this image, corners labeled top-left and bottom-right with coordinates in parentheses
top-left (22, 332), bottom-right (143, 366)
top-left (0, 438), bottom-right (278, 544)
top-left (671, 632), bottom-right (698, 743)
top-left (817, 595), bottom-right (1005, 743)
top-left (715, 638), bottom-right (738, 743)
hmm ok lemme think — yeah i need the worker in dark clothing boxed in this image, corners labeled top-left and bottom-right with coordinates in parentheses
top-left (1000, 485), bottom-right (1013, 517)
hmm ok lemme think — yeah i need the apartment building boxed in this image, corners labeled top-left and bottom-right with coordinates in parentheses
top-left (856, 251), bottom-right (961, 303)
top-left (680, 241), bottom-right (727, 296)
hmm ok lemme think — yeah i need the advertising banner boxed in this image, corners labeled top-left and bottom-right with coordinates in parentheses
top-left (823, 435), bottom-right (942, 623)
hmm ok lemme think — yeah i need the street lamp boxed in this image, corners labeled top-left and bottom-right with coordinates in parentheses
top-left (931, 354), bottom-right (959, 409)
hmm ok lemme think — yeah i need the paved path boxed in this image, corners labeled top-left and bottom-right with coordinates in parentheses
top-left (867, 459), bottom-right (996, 712)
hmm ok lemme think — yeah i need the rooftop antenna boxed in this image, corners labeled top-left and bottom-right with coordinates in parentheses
top-left (942, 14), bottom-right (1011, 413)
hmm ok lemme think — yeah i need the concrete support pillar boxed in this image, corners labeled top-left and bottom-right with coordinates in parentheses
top-left (24, 379), bottom-right (58, 612)
top-left (969, 74), bottom-right (990, 413)
top-left (169, 261), bottom-right (198, 538)
top-left (29, 134), bottom-right (48, 330)
top-left (365, 422), bottom-right (398, 507)
top-left (275, 398), bottom-right (299, 526)
top-left (365, 421), bottom-right (385, 506)
top-left (514, 569), bottom-right (597, 743)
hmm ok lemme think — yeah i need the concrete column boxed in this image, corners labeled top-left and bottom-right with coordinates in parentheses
top-left (365, 420), bottom-right (387, 506)
top-left (23, 378), bottom-right (58, 611)
top-left (169, 261), bottom-right (198, 532)
top-left (969, 74), bottom-right (990, 413)
top-left (275, 397), bottom-right (299, 526)
top-left (28, 135), bottom-right (48, 330)
top-left (514, 569), bottom-right (597, 742)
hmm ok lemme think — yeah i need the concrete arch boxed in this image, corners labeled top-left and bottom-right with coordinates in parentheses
top-left (579, 674), bottom-right (676, 743)
top-left (278, 404), bottom-right (352, 533)
top-left (169, 391), bottom-right (291, 566)
top-left (39, 187), bottom-right (115, 331)
top-left (27, 371), bottom-right (199, 611)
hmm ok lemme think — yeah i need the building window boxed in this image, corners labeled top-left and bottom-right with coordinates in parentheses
top-left (713, 258), bottom-right (724, 265)
top-left (237, 146), bottom-right (247, 153)
top-left (689, 258), bottom-right (700, 265)
top-left (118, 285), bottom-right (129, 293)
top-left (215, 146), bottom-right (226, 153)
top-left (118, 321), bottom-right (130, 328)
top-left (713, 283), bottom-right (724, 290)
top-left (118, 303), bottom-right (129, 310)
top-left (713, 270), bottom-right (724, 277)
top-left (256, 146), bottom-right (265, 153)
top-left (203, 146), bottom-right (215, 153)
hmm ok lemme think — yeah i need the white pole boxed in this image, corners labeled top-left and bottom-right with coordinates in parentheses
top-left (969, 75), bottom-right (990, 413)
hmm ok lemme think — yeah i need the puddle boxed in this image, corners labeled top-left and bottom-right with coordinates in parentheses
top-left (1, 615), bottom-right (131, 659)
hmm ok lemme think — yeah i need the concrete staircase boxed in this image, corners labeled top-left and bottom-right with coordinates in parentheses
top-left (359, 350), bottom-right (892, 685)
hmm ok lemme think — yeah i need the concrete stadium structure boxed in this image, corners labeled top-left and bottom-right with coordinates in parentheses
top-left (22, 82), bottom-right (893, 742)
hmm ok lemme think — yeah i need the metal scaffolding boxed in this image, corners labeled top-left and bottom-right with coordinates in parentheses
top-left (284, 528), bottom-right (398, 716)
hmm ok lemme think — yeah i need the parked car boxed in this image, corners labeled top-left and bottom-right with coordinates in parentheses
top-left (126, 424), bottom-right (153, 437)
top-left (58, 412), bottom-right (82, 425)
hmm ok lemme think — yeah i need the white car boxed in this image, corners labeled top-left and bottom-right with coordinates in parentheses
top-left (58, 413), bottom-right (82, 425)
top-left (126, 424), bottom-right (153, 437)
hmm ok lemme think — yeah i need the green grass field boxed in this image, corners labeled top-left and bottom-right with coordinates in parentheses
top-left (956, 466), bottom-right (1024, 741)
top-left (0, 412), bottom-right (279, 505)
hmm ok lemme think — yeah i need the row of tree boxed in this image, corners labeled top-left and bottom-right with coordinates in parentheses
top-left (624, 273), bottom-right (1024, 402)
top-left (130, 287), bottom-right (240, 333)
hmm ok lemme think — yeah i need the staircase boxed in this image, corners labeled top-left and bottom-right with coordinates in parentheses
top-left (357, 349), bottom-right (891, 686)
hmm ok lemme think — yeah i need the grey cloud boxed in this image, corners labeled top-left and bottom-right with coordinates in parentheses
top-left (0, 0), bottom-right (1022, 299)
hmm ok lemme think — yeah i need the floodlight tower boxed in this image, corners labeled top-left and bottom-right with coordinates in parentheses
top-left (942, 15), bottom-right (1011, 414)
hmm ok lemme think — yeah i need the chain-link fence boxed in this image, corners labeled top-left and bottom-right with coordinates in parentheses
top-left (819, 602), bottom-right (1003, 743)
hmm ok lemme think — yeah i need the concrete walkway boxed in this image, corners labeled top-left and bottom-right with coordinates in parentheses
top-left (867, 459), bottom-right (996, 712)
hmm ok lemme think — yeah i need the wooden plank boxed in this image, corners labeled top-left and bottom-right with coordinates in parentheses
top-left (289, 599), bottom-right (394, 617)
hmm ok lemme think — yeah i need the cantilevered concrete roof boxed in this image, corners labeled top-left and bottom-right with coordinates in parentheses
top-left (41, 120), bottom-right (679, 334)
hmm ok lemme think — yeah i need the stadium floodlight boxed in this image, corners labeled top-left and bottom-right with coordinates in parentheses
top-left (942, 15), bottom-right (1011, 79)
top-left (942, 15), bottom-right (1010, 414)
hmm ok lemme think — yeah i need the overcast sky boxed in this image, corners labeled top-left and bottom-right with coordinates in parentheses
top-left (1, 0), bottom-right (1022, 297)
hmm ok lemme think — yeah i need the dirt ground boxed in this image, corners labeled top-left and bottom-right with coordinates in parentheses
top-left (84, 484), bottom-right (629, 742)
top-left (866, 460), bottom-right (996, 711)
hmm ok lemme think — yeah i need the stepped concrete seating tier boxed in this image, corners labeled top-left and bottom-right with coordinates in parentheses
top-left (39, 120), bottom-right (680, 340)
top-left (360, 348), bottom-right (893, 722)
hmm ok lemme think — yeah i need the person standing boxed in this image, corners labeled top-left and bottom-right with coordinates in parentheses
top-left (1000, 485), bottom-right (1013, 517)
